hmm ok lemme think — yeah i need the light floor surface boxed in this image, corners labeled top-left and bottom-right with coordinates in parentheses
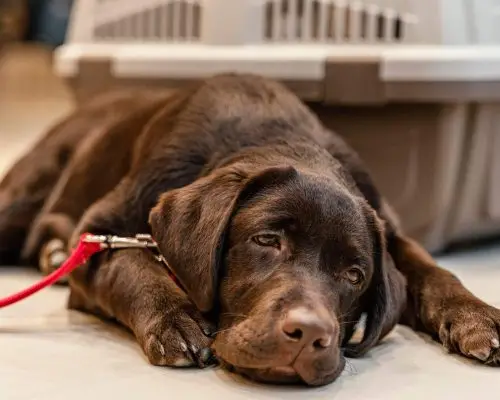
top-left (0, 45), bottom-right (499, 400)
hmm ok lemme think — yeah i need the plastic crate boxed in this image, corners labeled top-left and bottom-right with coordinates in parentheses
top-left (53, 0), bottom-right (500, 252)
top-left (55, 0), bottom-right (500, 90)
top-left (447, 104), bottom-right (500, 244)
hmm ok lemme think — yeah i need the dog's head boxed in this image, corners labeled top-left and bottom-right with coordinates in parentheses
top-left (149, 162), bottom-right (406, 386)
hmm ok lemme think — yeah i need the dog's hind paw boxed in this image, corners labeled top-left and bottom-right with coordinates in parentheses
top-left (39, 238), bottom-right (69, 284)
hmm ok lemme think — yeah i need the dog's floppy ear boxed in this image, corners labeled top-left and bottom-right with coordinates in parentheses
top-left (149, 164), bottom-right (297, 313)
top-left (344, 206), bottom-right (407, 357)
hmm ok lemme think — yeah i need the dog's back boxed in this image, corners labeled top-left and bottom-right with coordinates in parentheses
top-left (3, 75), bottom-right (360, 266)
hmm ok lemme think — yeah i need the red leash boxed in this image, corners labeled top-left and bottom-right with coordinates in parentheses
top-left (0, 234), bottom-right (102, 308)
top-left (0, 233), bottom-right (181, 309)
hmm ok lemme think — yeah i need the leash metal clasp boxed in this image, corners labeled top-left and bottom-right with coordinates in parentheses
top-left (82, 234), bottom-right (159, 250)
top-left (82, 233), bottom-right (168, 269)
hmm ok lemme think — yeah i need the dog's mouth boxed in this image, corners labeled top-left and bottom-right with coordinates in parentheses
top-left (212, 309), bottom-right (345, 386)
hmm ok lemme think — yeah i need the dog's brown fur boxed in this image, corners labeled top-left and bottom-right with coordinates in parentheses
top-left (1, 74), bottom-right (499, 386)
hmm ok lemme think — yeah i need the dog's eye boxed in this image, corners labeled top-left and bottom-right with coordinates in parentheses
top-left (252, 234), bottom-right (281, 249)
top-left (344, 267), bottom-right (364, 285)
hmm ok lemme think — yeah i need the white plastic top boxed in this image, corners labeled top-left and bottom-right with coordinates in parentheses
top-left (55, 44), bottom-right (500, 82)
top-left (380, 46), bottom-right (500, 81)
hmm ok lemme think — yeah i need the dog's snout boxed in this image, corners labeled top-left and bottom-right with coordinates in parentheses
top-left (282, 307), bottom-right (334, 349)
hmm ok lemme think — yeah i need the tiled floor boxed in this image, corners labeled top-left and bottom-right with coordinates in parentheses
top-left (0, 45), bottom-right (499, 400)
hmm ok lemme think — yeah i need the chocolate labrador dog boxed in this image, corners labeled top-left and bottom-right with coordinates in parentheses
top-left (1, 74), bottom-right (499, 386)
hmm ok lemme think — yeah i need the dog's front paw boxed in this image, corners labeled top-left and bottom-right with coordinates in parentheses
top-left (138, 301), bottom-right (216, 368)
top-left (438, 299), bottom-right (500, 365)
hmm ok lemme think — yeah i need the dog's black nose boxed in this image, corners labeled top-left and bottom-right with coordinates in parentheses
top-left (282, 307), bottom-right (334, 349)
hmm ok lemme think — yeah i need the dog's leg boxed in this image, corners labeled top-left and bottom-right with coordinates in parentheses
top-left (68, 244), bottom-right (215, 368)
top-left (22, 126), bottom-right (132, 276)
top-left (62, 125), bottom-right (214, 365)
top-left (0, 117), bottom-right (87, 265)
top-left (22, 98), bottom-right (168, 276)
top-left (386, 231), bottom-right (500, 365)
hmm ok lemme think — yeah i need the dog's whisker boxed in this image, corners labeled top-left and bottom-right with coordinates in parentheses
top-left (212, 326), bottom-right (236, 335)
top-left (344, 359), bottom-right (358, 376)
top-left (339, 320), bottom-right (360, 326)
top-left (220, 312), bottom-right (250, 319)
top-left (336, 308), bottom-right (357, 322)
